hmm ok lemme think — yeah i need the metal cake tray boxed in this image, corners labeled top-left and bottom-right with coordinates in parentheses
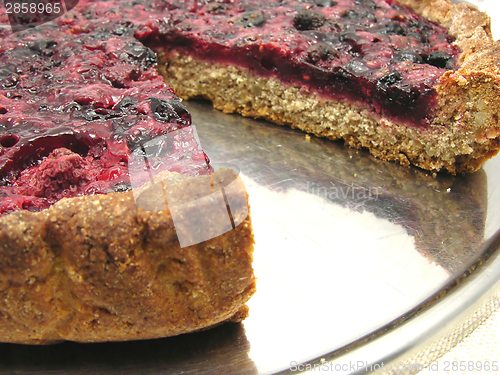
top-left (1, 1), bottom-right (499, 374)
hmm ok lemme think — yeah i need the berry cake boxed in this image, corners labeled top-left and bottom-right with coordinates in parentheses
top-left (0, 0), bottom-right (497, 343)
top-left (150, 0), bottom-right (500, 174)
top-left (0, 4), bottom-right (256, 343)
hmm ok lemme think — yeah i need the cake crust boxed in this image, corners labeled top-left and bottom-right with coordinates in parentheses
top-left (0, 169), bottom-right (256, 344)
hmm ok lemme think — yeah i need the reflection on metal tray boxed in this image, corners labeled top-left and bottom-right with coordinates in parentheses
top-left (191, 101), bottom-right (493, 374)
top-left (2, 97), bottom-right (500, 374)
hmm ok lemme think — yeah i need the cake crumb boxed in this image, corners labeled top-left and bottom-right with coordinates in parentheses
top-left (305, 134), bottom-right (311, 142)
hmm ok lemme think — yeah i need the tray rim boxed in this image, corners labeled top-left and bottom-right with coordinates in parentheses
top-left (281, 227), bottom-right (500, 374)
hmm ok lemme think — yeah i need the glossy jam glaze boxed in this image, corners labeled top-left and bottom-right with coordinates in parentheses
top-left (0, 0), bottom-right (459, 214)
top-left (0, 7), bottom-right (210, 215)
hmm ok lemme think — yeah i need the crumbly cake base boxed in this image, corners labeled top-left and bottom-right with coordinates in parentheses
top-left (158, 50), bottom-right (500, 174)
top-left (0, 170), bottom-right (256, 344)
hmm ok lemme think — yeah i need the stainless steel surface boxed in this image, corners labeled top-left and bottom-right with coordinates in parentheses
top-left (2, 1), bottom-right (499, 373)
top-left (2, 98), bottom-right (500, 374)
top-left (191, 101), bottom-right (499, 374)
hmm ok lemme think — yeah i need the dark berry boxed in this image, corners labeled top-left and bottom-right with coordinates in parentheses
top-left (125, 44), bottom-right (157, 70)
top-left (149, 98), bottom-right (190, 125)
top-left (315, 0), bottom-right (337, 7)
top-left (307, 43), bottom-right (335, 63)
top-left (27, 40), bottom-right (57, 56)
top-left (386, 85), bottom-right (420, 107)
top-left (393, 50), bottom-right (423, 64)
top-left (381, 21), bottom-right (405, 36)
top-left (377, 73), bottom-right (421, 107)
top-left (293, 10), bottom-right (326, 31)
top-left (425, 51), bottom-right (452, 69)
top-left (377, 72), bottom-right (402, 89)
top-left (116, 97), bottom-right (136, 112)
top-left (237, 11), bottom-right (266, 28)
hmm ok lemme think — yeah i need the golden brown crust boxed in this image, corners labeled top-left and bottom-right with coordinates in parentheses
top-left (397, 0), bottom-right (490, 34)
top-left (413, 0), bottom-right (500, 173)
top-left (0, 169), bottom-right (256, 344)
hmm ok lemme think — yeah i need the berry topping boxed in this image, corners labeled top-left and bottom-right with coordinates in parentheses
top-left (307, 43), bottom-right (336, 63)
top-left (293, 10), bottom-right (326, 31)
top-left (377, 71), bottom-right (403, 89)
top-left (316, 0), bottom-right (338, 7)
top-left (138, 0), bottom-right (460, 123)
top-left (14, 148), bottom-right (96, 202)
top-left (393, 50), bottom-right (423, 64)
top-left (149, 98), bottom-right (190, 125)
top-left (27, 40), bottom-right (58, 56)
top-left (123, 43), bottom-right (157, 70)
top-left (0, 24), bottom-right (210, 216)
top-left (238, 11), bottom-right (266, 28)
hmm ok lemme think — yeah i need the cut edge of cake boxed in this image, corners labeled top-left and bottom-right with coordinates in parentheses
top-left (156, 0), bottom-right (500, 174)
